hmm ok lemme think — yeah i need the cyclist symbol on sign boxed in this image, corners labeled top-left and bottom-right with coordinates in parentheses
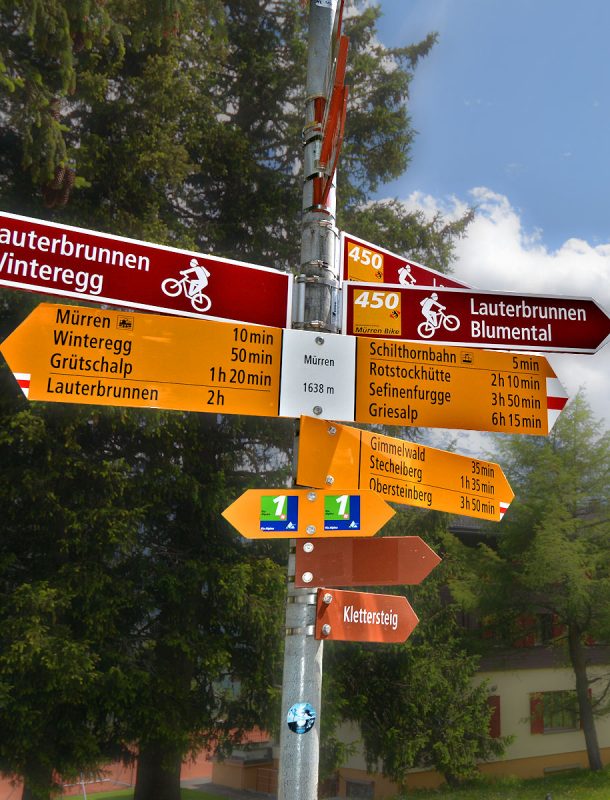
top-left (417, 292), bottom-right (460, 339)
top-left (398, 264), bottom-right (417, 286)
top-left (161, 258), bottom-right (212, 313)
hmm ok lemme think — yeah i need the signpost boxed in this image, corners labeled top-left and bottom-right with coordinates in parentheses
top-left (315, 588), bottom-right (419, 644)
top-left (297, 416), bottom-right (514, 521)
top-left (221, 489), bottom-right (395, 540)
top-left (0, 303), bottom-right (282, 417)
top-left (343, 282), bottom-right (610, 354)
top-left (294, 536), bottom-right (441, 589)
top-left (341, 231), bottom-right (471, 288)
top-left (355, 338), bottom-right (568, 435)
top-left (0, 211), bottom-right (292, 327)
top-left (1, 304), bottom-right (569, 436)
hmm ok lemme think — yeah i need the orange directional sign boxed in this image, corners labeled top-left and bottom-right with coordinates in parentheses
top-left (295, 536), bottom-right (441, 588)
top-left (355, 338), bottom-right (568, 435)
top-left (0, 303), bottom-right (282, 416)
top-left (341, 231), bottom-right (470, 288)
top-left (315, 588), bottom-right (418, 643)
top-left (297, 416), bottom-right (514, 521)
top-left (221, 489), bottom-right (395, 540)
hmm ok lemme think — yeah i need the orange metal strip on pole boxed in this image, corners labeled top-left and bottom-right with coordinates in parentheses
top-left (321, 86), bottom-right (348, 205)
top-left (333, 34), bottom-right (349, 89)
top-left (319, 36), bottom-right (349, 167)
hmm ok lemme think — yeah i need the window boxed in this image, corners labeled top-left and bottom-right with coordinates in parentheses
top-left (530, 690), bottom-right (579, 734)
top-left (345, 779), bottom-right (374, 799)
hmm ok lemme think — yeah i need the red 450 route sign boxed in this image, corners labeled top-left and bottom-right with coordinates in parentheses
top-left (0, 211), bottom-right (292, 328)
top-left (343, 282), bottom-right (610, 354)
top-left (341, 231), bottom-right (470, 289)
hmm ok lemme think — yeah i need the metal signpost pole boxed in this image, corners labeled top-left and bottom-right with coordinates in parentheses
top-left (277, 2), bottom-right (340, 799)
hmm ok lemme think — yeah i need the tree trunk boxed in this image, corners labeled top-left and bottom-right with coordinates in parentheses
top-left (568, 622), bottom-right (603, 771)
top-left (21, 765), bottom-right (55, 800)
top-left (134, 742), bottom-right (182, 800)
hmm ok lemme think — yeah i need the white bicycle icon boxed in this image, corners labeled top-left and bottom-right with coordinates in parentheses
top-left (161, 260), bottom-right (212, 312)
top-left (417, 309), bottom-right (460, 339)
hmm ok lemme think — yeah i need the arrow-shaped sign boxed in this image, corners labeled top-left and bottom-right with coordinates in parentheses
top-left (315, 588), bottom-right (418, 643)
top-left (341, 231), bottom-right (471, 288)
top-left (297, 416), bottom-right (514, 521)
top-left (343, 282), bottom-right (610, 354)
top-left (1, 304), bottom-right (568, 436)
top-left (355, 336), bottom-right (568, 435)
top-left (295, 536), bottom-right (441, 589)
top-left (0, 303), bottom-right (283, 417)
top-left (221, 489), bottom-right (395, 540)
top-left (0, 211), bottom-right (292, 327)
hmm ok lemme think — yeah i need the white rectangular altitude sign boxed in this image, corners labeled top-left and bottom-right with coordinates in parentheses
top-left (279, 329), bottom-right (355, 420)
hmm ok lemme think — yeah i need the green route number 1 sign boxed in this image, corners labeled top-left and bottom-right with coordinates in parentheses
top-left (324, 494), bottom-right (361, 531)
top-left (258, 493), bottom-right (361, 533)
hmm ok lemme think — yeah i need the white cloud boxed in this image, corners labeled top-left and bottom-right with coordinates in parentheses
top-left (399, 187), bottom-right (610, 429)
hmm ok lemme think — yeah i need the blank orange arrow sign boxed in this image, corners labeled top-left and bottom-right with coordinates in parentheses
top-left (295, 536), bottom-right (441, 588)
top-left (315, 588), bottom-right (418, 643)
top-left (221, 489), bottom-right (394, 540)
top-left (297, 416), bottom-right (514, 522)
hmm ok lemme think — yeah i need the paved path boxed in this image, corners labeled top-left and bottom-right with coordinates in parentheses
top-left (181, 779), bottom-right (274, 799)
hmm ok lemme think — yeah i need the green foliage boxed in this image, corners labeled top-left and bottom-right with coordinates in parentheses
top-left (0, 0), bottom-right (475, 796)
top-left (325, 520), bottom-right (509, 788)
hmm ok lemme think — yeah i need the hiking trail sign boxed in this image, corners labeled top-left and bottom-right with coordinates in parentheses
top-left (294, 536), bottom-right (441, 588)
top-left (0, 305), bottom-right (569, 435)
top-left (0, 211), bottom-right (292, 328)
top-left (343, 281), bottom-right (610, 354)
top-left (0, 303), bottom-right (283, 417)
top-left (315, 588), bottom-right (418, 643)
top-left (297, 416), bottom-right (514, 521)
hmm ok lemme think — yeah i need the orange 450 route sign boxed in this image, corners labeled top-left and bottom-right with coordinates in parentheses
top-left (297, 416), bottom-right (514, 522)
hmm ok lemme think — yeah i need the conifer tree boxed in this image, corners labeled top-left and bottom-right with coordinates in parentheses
top-left (0, 1), bottom-right (473, 798)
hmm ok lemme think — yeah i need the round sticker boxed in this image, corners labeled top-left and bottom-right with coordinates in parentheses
top-left (287, 702), bottom-right (316, 734)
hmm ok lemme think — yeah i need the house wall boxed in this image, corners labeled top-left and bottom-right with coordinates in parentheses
top-left (333, 662), bottom-right (610, 798)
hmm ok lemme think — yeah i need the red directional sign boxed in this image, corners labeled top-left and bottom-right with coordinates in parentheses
top-left (341, 231), bottom-right (470, 288)
top-left (295, 536), bottom-right (441, 589)
top-left (343, 282), bottom-right (610, 354)
top-left (315, 588), bottom-right (418, 643)
top-left (0, 211), bottom-right (292, 328)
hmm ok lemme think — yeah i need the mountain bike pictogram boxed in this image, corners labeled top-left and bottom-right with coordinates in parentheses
top-left (417, 292), bottom-right (460, 339)
top-left (161, 258), bottom-right (212, 312)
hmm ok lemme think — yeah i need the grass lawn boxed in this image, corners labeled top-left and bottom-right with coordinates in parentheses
top-left (403, 766), bottom-right (610, 799)
top-left (67, 790), bottom-right (226, 800)
top-left (63, 767), bottom-right (610, 799)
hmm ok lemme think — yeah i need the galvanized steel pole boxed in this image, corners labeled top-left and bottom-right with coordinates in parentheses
top-left (277, 2), bottom-right (340, 799)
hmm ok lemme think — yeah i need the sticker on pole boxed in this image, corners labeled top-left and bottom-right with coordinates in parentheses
top-left (260, 495), bottom-right (298, 532)
top-left (287, 702), bottom-right (316, 734)
top-left (324, 494), bottom-right (360, 531)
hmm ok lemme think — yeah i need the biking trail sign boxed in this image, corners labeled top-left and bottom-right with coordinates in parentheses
top-left (343, 281), bottom-right (610, 354)
top-left (341, 231), bottom-right (471, 289)
top-left (0, 211), bottom-right (292, 328)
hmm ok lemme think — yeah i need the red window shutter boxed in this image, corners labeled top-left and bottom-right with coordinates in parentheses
top-left (530, 693), bottom-right (544, 734)
top-left (488, 695), bottom-right (501, 738)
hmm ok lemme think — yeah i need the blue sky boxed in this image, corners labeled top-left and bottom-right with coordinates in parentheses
top-left (370, 0), bottom-right (610, 431)
top-left (376, 0), bottom-right (610, 251)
